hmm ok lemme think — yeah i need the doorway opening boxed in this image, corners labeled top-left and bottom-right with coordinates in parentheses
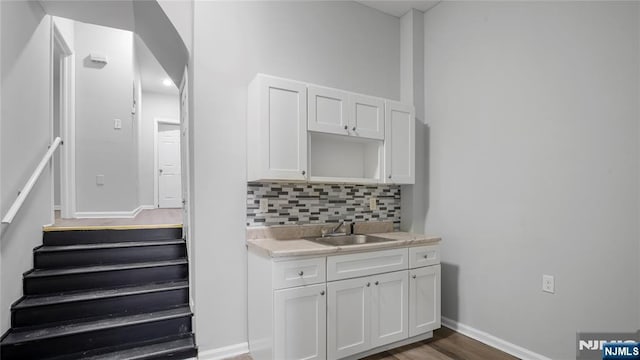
top-left (52, 22), bottom-right (76, 221)
top-left (154, 119), bottom-right (182, 208)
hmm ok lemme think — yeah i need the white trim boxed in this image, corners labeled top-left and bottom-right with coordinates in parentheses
top-left (153, 117), bottom-right (180, 208)
top-left (197, 342), bottom-right (249, 360)
top-left (52, 20), bottom-right (76, 219)
top-left (442, 317), bottom-right (552, 360)
top-left (74, 205), bottom-right (154, 219)
top-left (54, 205), bottom-right (61, 211)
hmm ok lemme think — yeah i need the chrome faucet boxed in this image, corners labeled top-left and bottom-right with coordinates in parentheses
top-left (322, 221), bottom-right (346, 237)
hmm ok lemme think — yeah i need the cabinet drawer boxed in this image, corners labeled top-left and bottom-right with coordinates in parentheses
top-left (327, 248), bottom-right (408, 281)
top-left (409, 245), bottom-right (440, 268)
top-left (273, 257), bottom-right (326, 289)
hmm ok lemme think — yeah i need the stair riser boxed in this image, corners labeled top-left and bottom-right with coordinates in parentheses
top-left (44, 228), bottom-right (183, 245)
top-left (0, 316), bottom-right (192, 359)
top-left (34, 244), bottom-right (187, 269)
top-left (12, 288), bottom-right (188, 328)
top-left (24, 265), bottom-right (188, 295)
top-left (144, 347), bottom-right (198, 360)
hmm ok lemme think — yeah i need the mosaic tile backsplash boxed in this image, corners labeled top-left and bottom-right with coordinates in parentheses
top-left (246, 183), bottom-right (401, 230)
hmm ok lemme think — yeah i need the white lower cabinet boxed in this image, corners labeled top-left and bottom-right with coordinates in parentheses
top-left (248, 245), bottom-right (440, 360)
top-left (371, 270), bottom-right (408, 347)
top-left (327, 270), bottom-right (408, 359)
top-left (327, 277), bottom-right (371, 359)
top-left (409, 264), bottom-right (441, 337)
top-left (274, 283), bottom-right (327, 360)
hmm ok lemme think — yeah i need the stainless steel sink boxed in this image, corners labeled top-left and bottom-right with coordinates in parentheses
top-left (308, 234), bottom-right (394, 247)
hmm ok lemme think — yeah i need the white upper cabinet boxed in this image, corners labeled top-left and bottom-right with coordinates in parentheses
top-left (248, 75), bottom-right (308, 182)
top-left (308, 86), bottom-right (384, 140)
top-left (350, 94), bottom-right (385, 140)
top-left (248, 74), bottom-right (415, 184)
top-left (384, 101), bottom-right (415, 184)
top-left (308, 85), bottom-right (350, 136)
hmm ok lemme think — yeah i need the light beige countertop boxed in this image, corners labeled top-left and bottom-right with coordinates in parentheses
top-left (246, 222), bottom-right (441, 258)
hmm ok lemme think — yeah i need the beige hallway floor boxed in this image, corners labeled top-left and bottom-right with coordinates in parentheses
top-left (51, 208), bottom-right (182, 228)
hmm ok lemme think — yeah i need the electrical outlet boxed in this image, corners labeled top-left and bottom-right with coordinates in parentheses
top-left (542, 275), bottom-right (555, 293)
top-left (114, 118), bottom-right (122, 129)
top-left (96, 175), bottom-right (105, 186)
top-left (369, 197), bottom-right (377, 210)
top-left (259, 198), bottom-right (268, 213)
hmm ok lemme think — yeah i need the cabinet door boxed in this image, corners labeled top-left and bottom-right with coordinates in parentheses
top-left (327, 277), bottom-right (371, 359)
top-left (350, 94), bottom-right (385, 140)
top-left (274, 283), bottom-right (327, 360)
top-left (409, 265), bottom-right (441, 337)
top-left (384, 101), bottom-right (415, 184)
top-left (256, 75), bottom-right (308, 180)
top-left (371, 270), bottom-right (408, 348)
top-left (308, 85), bottom-right (350, 136)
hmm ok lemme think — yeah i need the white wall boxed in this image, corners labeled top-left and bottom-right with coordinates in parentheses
top-left (191, 1), bottom-right (399, 353)
top-left (423, 2), bottom-right (639, 358)
top-left (74, 22), bottom-right (137, 214)
top-left (0, 1), bottom-right (51, 333)
top-left (157, 0), bottom-right (192, 54)
top-left (138, 91), bottom-right (180, 206)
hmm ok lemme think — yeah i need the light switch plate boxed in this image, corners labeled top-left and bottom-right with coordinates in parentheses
top-left (259, 198), bottom-right (268, 213)
top-left (542, 274), bottom-right (554, 293)
top-left (369, 197), bottom-right (377, 210)
top-left (114, 119), bottom-right (122, 129)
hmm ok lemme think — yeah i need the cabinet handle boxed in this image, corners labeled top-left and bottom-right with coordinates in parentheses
top-left (423, 255), bottom-right (428, 259)
top-left (301, 170), bottom-right (306, 176)
top-left (366, 282), bottom-right (370, 287)
top-left (388, 175), bottom-right (392, 179)
top-left (412, 275), bottom-right (417, 279)
top-left (374, 281), bottom-right (379, 286)
top-left (320, 290), bottom-right (325, 296)
top-left (344, 125), bottom-right (348, 130)
top-left (298, 271), bottom-right (304, 276)
top-left (352, 126), bottom-right (356, 131)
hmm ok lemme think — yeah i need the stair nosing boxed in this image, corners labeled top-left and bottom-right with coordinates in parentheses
top-left (35, 240), bottom-right (184, 253)
top-left (81, 336), bottom-right (195, 360)
top-left (2, 306), bottom-right (192, 345)
top-left (25, 259), bottom-right (188, 278)
top-left (12, 281), bottom-right (189, 309)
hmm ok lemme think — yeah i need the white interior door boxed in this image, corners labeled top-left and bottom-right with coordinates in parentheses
top-left (157, 123), bottom-right (182, 208)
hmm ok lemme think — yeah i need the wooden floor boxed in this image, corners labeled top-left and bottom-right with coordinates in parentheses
top-left (50, 209), bottom-right (182, 228)
top-left (228, 327), bottom-right (518, 360)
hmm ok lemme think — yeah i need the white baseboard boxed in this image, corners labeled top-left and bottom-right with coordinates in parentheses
top-left (74, 205), bottom-right (155, 219)
top-left (442, 317), bottom-right (552, 360)
top-left (198, 342), bottom-right (248, 360)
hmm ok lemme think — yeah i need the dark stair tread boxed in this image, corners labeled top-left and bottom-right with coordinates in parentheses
top-left (2, 306), bottom-right (192, 345)
top-left (25, 259), bottom-right (187, 278)
top-left (35, 240), bottom-right (184, 253)
top-left (13, 281), bottom-right (189, 309)
top-left (82, 336), bottom-right (196, 360)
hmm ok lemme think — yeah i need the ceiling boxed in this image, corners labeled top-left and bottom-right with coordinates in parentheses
top-left (135, 36), bottom-right (178, 96)
top-left (355, 1), bottom-right (440, 17)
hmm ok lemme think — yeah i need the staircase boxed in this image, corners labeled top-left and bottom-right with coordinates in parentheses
top-left (0, 225), bottom-right (197, 360)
